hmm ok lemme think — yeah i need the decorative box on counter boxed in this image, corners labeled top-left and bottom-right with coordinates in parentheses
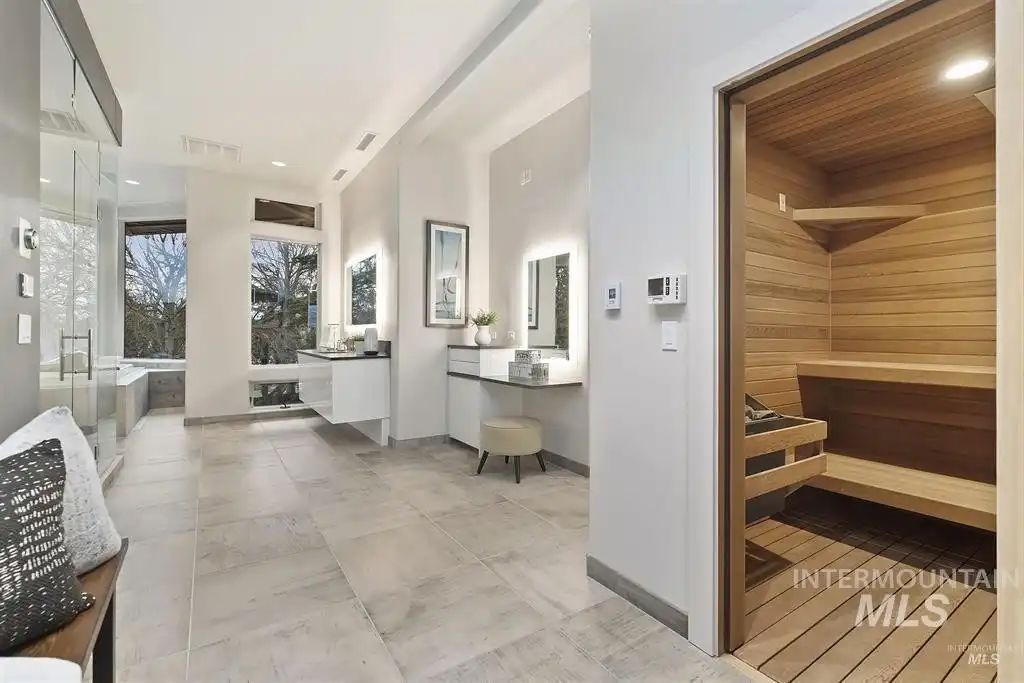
top-left (514, 349), bottom-right (541, 364)
top-left (508, 361), bottom-right (549, 380)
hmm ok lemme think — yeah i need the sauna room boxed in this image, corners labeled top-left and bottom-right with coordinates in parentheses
top-left (725, 0), bottom-right (997, 680)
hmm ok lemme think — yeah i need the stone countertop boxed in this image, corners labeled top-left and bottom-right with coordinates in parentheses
top-left (447, 370), bottom-right (583, 389)
top-left (297, 349), bottom-right (390, 361)
top-left (447, 344), bottom-right (520, 350)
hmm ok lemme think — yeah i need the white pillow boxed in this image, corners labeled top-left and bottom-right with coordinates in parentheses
top-left (0, 407), bottom-right (121, 574)
top-left (0, 658), bottom-right (81, 683)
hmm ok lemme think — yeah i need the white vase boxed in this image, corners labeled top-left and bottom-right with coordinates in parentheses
top-left (474, 326), bottom-right (493, 346)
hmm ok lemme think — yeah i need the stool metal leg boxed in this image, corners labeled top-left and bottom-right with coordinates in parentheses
top-left (476, 450), bottom-right (489, 475)
top-left (514, 456), bottom-right (521, 483)
top-left (536, 451), bottom-right (546, 472)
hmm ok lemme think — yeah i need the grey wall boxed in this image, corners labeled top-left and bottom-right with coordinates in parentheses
top-left (0, 2), bottom-right (41, 439)
top-left (489, 93), bottom-right (589, 465)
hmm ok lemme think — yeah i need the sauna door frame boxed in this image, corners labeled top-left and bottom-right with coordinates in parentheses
top-left (716, 0), bottom-right (1024, 659)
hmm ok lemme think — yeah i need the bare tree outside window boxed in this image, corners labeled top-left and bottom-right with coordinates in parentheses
top-left (251, 238), bottom-right (319, 365)
top-left (124, 221), bottom-right (186, 359)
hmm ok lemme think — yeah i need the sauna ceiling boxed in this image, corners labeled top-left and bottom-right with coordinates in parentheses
top-left (746, 1), bottom-right (994, 172)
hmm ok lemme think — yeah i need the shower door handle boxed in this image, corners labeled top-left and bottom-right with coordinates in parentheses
top-left (60, 327), bottom-right (94, 381)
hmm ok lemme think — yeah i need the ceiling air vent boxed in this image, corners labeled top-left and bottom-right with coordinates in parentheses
top-left (355, 132), bottom-right (377, 151)
top-left (332, 168), bottom-right (348, 181)
top-left (181, 135), bottom-right (241, 163)
top-left (40, 108), bottom-right (90, 138)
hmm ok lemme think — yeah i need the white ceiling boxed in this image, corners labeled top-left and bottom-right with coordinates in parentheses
top-left (78, 0), bottom-right (522, 189)
top-left (422, 0), bottom-right (590, 153)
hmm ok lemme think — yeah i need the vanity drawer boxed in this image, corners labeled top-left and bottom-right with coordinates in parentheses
top-left (448, 359), bottom-right (480, 376)
top-left (449, 348), bottom-right (481, 363)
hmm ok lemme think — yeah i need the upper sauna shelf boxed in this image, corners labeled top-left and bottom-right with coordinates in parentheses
top-left (791, 204), bottom-right (928, 230)
top-left (797, 359), bottom-right (995, 390)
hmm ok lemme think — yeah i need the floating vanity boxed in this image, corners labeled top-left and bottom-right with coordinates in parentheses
top-left (297, 348), bottom-right (391, 445)
top-left (446, 345), bottom-right (582, 450)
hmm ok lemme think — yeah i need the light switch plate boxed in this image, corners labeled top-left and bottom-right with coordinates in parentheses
top-left (17, 314), bottom-right (31, 344)
top-left (661, 321), bottom-right (679, 351)
top-left (18, 273), bottom-right (34, 298)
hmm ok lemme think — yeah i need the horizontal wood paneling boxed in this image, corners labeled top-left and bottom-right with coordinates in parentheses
top-left (829, 143), bottom-right (995, 363)
top-left (745, 139), bottom-right (830, 415)
top-left (746, 3), bottom-right (995, 172)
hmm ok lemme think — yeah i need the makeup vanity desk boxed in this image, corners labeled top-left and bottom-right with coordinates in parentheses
top-left (446, 345), bottom-right (582, 450)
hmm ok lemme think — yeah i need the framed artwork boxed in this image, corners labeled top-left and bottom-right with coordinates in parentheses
top-left (425, 220), bottom-right (469, 327)
top-left (527, 259), bottom-right (539, 329)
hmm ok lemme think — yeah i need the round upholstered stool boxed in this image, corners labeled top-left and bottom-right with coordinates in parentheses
top-left (477, 416), bottom-right (544, 484)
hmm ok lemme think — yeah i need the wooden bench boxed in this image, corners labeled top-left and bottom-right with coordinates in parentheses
top-left (13, 539), bottom-right (129, 683)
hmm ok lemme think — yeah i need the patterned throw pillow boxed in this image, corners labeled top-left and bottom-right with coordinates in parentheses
top-left (0, 439), bottom-right (95, 651)
top-left (0, 407), bottom-right (121, 574)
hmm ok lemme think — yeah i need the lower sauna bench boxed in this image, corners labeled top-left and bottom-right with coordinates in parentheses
top-left (809, 453), bottom-right (996, 532)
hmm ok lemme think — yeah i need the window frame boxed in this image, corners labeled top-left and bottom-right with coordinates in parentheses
top-left (248, 234), bottom-right (322, 368)
top-left (122, 219), bottom-right (188, 360)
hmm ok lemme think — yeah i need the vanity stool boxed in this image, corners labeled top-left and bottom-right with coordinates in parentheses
top-left (476, 417), bottom-right (544, 484)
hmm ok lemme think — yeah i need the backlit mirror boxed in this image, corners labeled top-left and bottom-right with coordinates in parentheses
top-left (526, 253), bottom-right (570, 359)
top-left (348, 254), bottom-right (377, 326)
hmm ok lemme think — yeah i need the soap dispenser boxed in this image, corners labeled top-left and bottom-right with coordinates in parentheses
top-left (364, 327), bottom-right (379, 355)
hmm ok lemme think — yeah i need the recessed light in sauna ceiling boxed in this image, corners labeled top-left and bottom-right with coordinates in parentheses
top-left (943, 57), bottom-right (991, 81)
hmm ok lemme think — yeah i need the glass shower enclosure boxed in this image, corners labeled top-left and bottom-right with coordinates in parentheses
top-left (39, 2), bottom-right (120, 477)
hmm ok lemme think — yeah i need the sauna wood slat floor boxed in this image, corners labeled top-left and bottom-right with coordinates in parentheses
top-left (737, 509), bottom-right (996, 682)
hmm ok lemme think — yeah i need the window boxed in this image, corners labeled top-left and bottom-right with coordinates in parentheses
top-left (254, 198), bottom-right (317, 228)
top-left (250, 381), bottom-right (303, 408)
top-left (348, 254), bottom-right (377, 326)
top-left (124, 220), bottom-right (187, 359)
top-left (251, 238), bottom-right (319, 364)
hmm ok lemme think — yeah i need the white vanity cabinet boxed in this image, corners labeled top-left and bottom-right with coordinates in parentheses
top-left (446, 346), bottom-right (517, 448)
top-left (297, 350), bottom-right (391, 445)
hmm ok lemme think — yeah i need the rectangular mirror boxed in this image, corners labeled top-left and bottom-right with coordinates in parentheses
top-left (526, 252), bottom-right (570, 359)
top-left (348, 254), bottom-right (377, 326)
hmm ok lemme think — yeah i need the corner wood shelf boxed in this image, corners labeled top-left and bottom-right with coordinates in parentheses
top-left (809, 453), bottom-right (995, 532)
top-left (796, 359), bottom-right (995, 390)
top-left (791, 204), bottom-right (927, 230)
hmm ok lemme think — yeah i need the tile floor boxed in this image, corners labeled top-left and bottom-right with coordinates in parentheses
top-left (105, 408), bottom-right (748, 682)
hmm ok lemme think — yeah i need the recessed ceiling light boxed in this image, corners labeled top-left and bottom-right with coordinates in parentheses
top-left (125, 179), bottom-right (140, 185)
top-left (944, 58), bottom-right (990, 81)
top-left (39, 177), bottom-right (51, 184)
top-left (271, 160), bottom-right (287, 167)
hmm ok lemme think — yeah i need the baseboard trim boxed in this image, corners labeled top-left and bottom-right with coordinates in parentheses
top-left (388, 434), bottom-right (448, 449)
top-left (542, 449), bottom-right (589, 477)
top-left (183, 407), bottom-right (315, 426)
top-left (586, 554), bottom-right (688, 639)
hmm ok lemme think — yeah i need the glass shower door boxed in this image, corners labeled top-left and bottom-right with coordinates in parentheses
top-left (39, 3), bottom-right (119, 474)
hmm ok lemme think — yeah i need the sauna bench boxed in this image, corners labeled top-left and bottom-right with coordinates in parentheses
top-left (796, 359), bottom-right (995, 390)
top-left (809, 453), bottom-right (995, 532)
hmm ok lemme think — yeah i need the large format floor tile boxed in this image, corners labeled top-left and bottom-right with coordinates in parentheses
top-left (191, 547), bottom-right (354, 648)
top-left (329, 519), bottom-right (475, 601)
top-left (196, 511), bottom-right (326, 575)
top-left (107, 409), bottom-right (746, 681)
top-left (364, 562), bottom-right (547, 679)
top-left (188, 601), bottom-right (401, 683)
top-left (434, 499), bottom-right (564, 558)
